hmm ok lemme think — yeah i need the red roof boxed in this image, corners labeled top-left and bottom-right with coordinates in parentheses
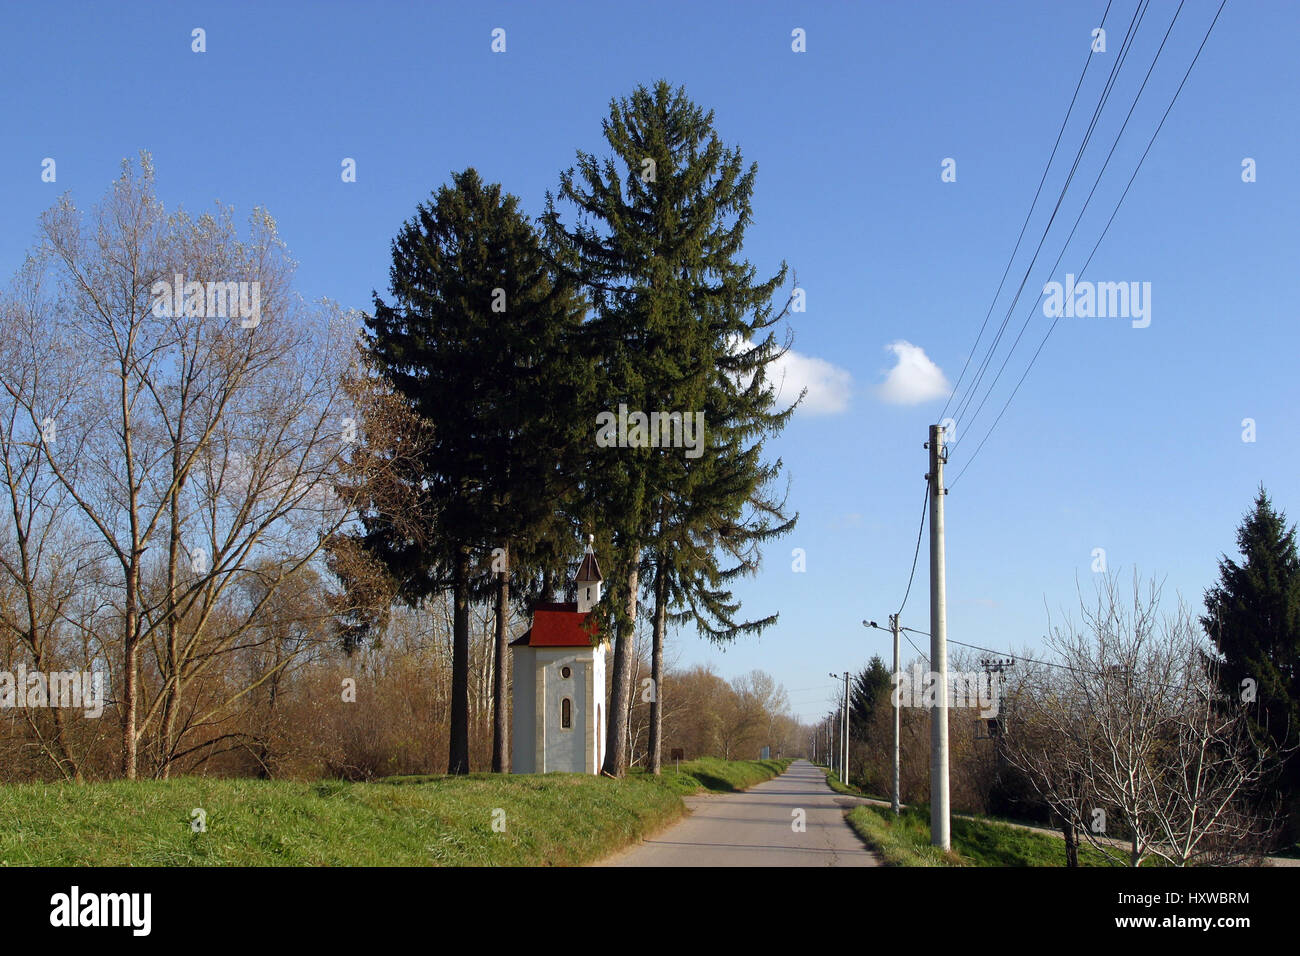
top-left (514, 608), bottom-right (600, 648)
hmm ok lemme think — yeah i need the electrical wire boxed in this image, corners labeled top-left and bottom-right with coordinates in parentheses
top-left (939, 0), bottom-right (1117, 425)
top-left (951, 0), bottom-right (1152, 433)
top-left (897, 485), bottom-right (929, 619)
top-left (954, 0), bottom-right (1186, 450)
top-left (950, 0), bottom-right (1227, 487)
top-left (898, 625), bottom-right (1224, 694)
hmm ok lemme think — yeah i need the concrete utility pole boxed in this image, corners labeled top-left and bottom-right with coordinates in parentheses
top-left (841, 672), bottom-right (849, 785)
top-left (863, 615), bottom-right (903, 813)
top-left (828, 672), bottom-right (849, 784)
top-left (927, 424), bottom-right (950, 850)
top-left (890, 613), bottom-right (901, 815)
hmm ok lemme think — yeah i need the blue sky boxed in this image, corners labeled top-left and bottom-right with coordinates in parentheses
top-left (3, 1), bottom-right (1297, 724)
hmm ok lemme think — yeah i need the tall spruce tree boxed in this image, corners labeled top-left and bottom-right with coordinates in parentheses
top-left (546, 81), bottom-right (797, 775)
top-left (361, 168), bottom-right (587, 774)
top-left (849, 655), bottom-right (893, 738)
top-left (1203, 486), bottom-right (1300, 843)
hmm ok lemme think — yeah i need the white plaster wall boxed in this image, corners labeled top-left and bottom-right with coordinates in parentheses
top-left (539, 648), bottom-right (586, 773)
top-left (511, 642), bottom-right (610, 775)
top-left (509, 645), bottom-right (536, 774)
top-left (592, 642), bottom-right (607, 770)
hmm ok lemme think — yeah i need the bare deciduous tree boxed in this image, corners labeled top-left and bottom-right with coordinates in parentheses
top-left (5, 154), bottom-right (370, 778)
top-left (1005, 574), bottom-right (1277, 866)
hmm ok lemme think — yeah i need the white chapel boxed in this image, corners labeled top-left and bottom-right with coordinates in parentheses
top-left (510, 537), bottom-right (608, 774)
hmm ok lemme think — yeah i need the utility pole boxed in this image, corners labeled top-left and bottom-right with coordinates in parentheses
top-left (842, 671), bottom-right (850, 785)
top-left (927, 423), bottom-right (950, 850)
top-left (828, 675), bottom-right (837, 781)
top-left (890, 613), bottom-right (901, 815)
top-left (828, 672), bottom-right (849, 784)
top-left (863, 615), bottom-right (903, 813)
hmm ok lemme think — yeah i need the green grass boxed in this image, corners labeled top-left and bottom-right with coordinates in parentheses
top-left (847, 804), bottom-right (1120, 867)
top-left (817, 765), bottom-right (1125, 867)
top-left (628, 757), bottom-right (791, 795)
top-left (846, 805), bottom-right (961, 866)
top-left (949, 811), bottom-right (1117, 866)
top-left (0, 758), bottom-right (789, 867)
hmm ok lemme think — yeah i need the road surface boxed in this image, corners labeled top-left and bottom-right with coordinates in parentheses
top-left (598, 758), bottom-right (880, 866)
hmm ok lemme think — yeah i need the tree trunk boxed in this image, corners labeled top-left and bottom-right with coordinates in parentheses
top-left (448, 548), bottom-right (471, 774)
top-left (121, 560), bottom-right (139, 780)
top-left (48, 704), bottom-right (82, 783)
top-left (491, 544), bottom-right (509, 773)
top-left (601, 558), bottom-right (638, 777)
top-left (28, 643), bottom-right (82, 783)
top-left (159, 681), bottom-right (180, 780)
top-left (159, 490), bottom-right (183, 780)
top-left (648, 556), bottom-right (667, 774)
top-left (1059, 812), bottom-right (1079, 867)
top-left (13, 530), bottom-right (82, 781)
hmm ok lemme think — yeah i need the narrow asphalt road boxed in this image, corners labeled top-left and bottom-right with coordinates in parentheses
top-left (598, 759), bottom-right (881, 867)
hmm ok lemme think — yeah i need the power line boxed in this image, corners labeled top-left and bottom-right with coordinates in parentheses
top-left (953, 0), bottom-right (1154, 438)
top-left (893, 0), bottom-right (1133, 652)
top-left (897, 485), bottom-right (929, 618)
top-left (953, 0), bottom-right (1186, 451)
top-left (903, 631), bottom-right (930, 664)
top-left (950, 0), bottom-right (1227, 486)
top-left (951, 0), bottom-right (1152, 434)
top-left (938, 0), bottom-right (1117, 425)
top-left (949, 0), bottom-right (1146, 430)
top-left (898, 625), bottom-right (1222, 694)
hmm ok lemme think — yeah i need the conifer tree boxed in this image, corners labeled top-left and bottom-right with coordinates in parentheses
top-left (849, 655), bottom-right (893, 738)
top-left (359, 168), bottom-right (587, 774)
top-left (546, 81), bottom-right (797, 775)
top-left (1203, 486), bottom-right (1300, 842)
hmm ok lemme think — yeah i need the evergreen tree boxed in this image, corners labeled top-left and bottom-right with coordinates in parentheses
top-left (360, 168), bottom-right (587, 774)
top-left (1203, 486), bottom-right (1300, 843)
top-left (849, 655), bottom-right (893, 739)
top-left (546, 81), bottom-right (797, 775)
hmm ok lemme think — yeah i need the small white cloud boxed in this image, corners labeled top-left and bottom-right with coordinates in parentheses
top-left (875, 341), bottom-right (950, 405)
top-left (728, 336), bottom-right (852, 415)
top-left (770, 348), bottom-right (852, 414)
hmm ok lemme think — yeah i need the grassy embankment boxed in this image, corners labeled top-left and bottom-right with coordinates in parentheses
top-left (816, 764), bottom-right (1113, 866)
top-left (0, 757), bottom-right (789, 867)
top-left (846, 804), bottom-right (1119, 866)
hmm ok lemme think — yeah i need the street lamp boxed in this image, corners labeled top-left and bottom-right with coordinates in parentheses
top-left (863, 616), bottom-right (901, 814)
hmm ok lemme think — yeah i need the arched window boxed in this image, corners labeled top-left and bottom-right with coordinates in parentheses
top-left (561, 697), bottom-right (572, 729)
